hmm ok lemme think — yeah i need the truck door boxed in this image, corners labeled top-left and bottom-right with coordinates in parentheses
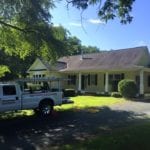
top-left (0, 85), bottom-right (21, 112)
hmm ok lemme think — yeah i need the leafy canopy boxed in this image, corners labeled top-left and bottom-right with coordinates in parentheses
top-left (0, 65), bottom-right (10, 78)
top-left (67, 0), bottom-right (135, 24)
top-left (0, 0), bottom-right (135, 60)
top-left (0, 0), bottom-right (68, 61)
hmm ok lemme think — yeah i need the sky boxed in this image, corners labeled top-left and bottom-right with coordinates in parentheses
top-left (51, 0), bottom-right (150, 51)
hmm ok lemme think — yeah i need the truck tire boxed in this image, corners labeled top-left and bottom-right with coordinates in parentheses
top-left (39, 101), bottom-right (53, 116)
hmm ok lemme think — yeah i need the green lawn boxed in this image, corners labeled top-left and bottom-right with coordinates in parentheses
top-left (62, 122), bottom-right (150, 150)
top-left (0, 96), bottom-right (124, 119)
top-left (58, 96), bottom-right (150, 150)
top-left (56, 96), bottom-right (124, 111)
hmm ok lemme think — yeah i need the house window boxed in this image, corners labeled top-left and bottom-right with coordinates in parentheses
top-left (68, 75), bottom-right (76, 85)
top-left (148, 76), bottom-right (150, 87)
top-left (104, 73), bottom-right (124, 85)
top-left (109, 74), bottom-right (124, 83)
top-left (87, 74), bottom-right (97, 86)
top-left (33, 74), bottom-right (45, 84)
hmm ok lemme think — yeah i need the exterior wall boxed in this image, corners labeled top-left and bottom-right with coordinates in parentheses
top-left (28, 58), bottom-right (47, 71)
top-left (105, 71), bottom-right (139, 92)
top-left (124, 71), bottom-right (139, 80)
top-left (82, 73), bottom-right (101, 93)
top-left (137, 48), bottom-right (150, 66)
top-left (62, 71), bottom-right (150, 94)
top-left (61, 71), bottom-right (141, 93)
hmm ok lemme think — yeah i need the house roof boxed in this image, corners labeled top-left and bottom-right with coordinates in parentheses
top-left (28, 46), bottom-right (150, 73)
top-left (39, 59), bottom-right (67, 71)
top-left (58, 46), bottom-right (150, 72)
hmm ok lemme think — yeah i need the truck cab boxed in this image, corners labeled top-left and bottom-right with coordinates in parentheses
top-left (0, 84), bottom-right (22, 112)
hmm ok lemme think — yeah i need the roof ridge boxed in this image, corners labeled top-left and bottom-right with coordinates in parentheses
top-left (61, 46), bottom-right (148, 59)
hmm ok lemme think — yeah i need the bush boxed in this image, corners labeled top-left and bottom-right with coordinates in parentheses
top-left (118, 79), bottom-right (138, 98)
top-left (63, 89), bottom-right (76, 97)
top-left (111, 92), bottom-right (122, 98)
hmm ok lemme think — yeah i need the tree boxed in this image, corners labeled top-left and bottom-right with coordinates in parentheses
top-left (81, 45), bottom-right (100, 54)
top-left (0, 0), bottom-right (68, 61)
top-left (66, 36), bottom-right (82, 55)
top-left (67, 0), bottom-right (135, 24)
top-left (64, 36), bottom-right (100, 56)
top-left (0, 0), bottom-right (135, 60)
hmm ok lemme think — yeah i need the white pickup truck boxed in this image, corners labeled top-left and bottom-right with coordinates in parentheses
top-left (0, 78), bottom-right (67, 116)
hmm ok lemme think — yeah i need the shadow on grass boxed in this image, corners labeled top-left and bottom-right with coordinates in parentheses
top-left (0, 106), bottom-right (149, 150)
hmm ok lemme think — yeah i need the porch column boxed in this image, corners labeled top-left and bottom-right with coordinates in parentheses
top-left (105, 72), bottom-right (109, 93)
top-left (78, 73), bottom-right (81, 91)
top-left (139, 70), bottom-right (144, 95)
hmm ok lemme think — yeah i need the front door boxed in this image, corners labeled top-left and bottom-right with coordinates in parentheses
top-left (0, 85), bottom-right (21, 112)
top-left (81, 75), bottom-right (88, 90)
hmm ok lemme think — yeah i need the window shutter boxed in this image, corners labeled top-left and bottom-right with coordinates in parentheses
top-left (121, 73), bottom-right (124, 79)
top-left (104, 74), bottom-right (105, 85)
top-left (95, 74), bottom-right (98, 85)
top-left (88, 74), bottom-right (90, 85)
top-left (68, 75), bottom-right (70, 85)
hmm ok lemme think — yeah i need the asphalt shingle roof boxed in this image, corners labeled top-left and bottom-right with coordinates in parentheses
top-left (58, 46), bottom-right (150, 71)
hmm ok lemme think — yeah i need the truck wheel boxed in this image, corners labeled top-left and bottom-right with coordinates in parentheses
top-left (39, 102), bottom-right (53, 116)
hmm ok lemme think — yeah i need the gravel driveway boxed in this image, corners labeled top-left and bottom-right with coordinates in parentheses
top-left (0, 100), bottom-right (150, 150)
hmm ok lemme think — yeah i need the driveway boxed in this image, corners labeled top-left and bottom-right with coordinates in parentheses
top-left (0, 100), bottom-right (150, 150)
top-left (110, 100), bottom-right (150, 116)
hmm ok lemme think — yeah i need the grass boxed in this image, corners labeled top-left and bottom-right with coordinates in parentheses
top-left (0, 96), bottom-right (124, 119)
top-left (62, 122), bottom-right (150, 150)
top-left (56, 96), bottom-right (124, 111)
top-left (0, 110), bottom-right (34, 119)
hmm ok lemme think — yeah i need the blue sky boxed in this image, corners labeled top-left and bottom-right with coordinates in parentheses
top-left (51, 0), bottom-right (150, 50)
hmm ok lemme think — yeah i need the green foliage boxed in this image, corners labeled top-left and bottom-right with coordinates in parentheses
top-left (65, 36), bottom-right (100, 56)
top-left (0, 65), bottom-right (10, 78)
top-left (111, 92), bottom-right (122, 98)
top-left (0, 48), bottom-right (37, 80)
top-left (118, 79), bottom-right (138, 98)
top-left (68, 0), bottom-right (135, 24)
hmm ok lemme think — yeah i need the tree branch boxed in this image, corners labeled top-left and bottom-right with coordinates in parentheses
top-left (0, 20), bottom-right (26, 32)
top-left (0, 20), bottom-right (40, 34)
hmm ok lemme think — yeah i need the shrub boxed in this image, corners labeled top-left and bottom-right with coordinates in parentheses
top-left (63, 89), bottom-right (76, 97)
top-left (118, 79), bottom-right (138, 98)
top-left (111, 92), bottom-right (122, 98)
